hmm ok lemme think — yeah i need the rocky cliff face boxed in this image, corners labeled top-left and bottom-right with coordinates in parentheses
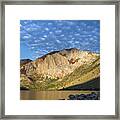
top-left (20, 48), bottom-right (100, 90)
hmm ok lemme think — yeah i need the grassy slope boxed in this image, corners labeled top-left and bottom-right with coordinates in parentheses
top-left (62, 77), bottom-right (100, 90)
top-left (45, 56), bottom-right (100, 90)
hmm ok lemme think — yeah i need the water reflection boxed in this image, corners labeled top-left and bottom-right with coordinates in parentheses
top-left (20, 90), bottom-right (98, 100)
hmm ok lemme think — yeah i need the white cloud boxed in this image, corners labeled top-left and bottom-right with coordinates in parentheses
top-left (56, 40), bottom-right (61, 43)
top-left (41, 37), bottom-right (46, 40)
top-left (45, 28), bottom-right (49, 31)
top-left (43, 35), bottom-right (47, 38)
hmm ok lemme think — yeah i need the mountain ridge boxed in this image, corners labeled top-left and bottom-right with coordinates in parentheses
top-left (20, 48), bottom-right (100, 90)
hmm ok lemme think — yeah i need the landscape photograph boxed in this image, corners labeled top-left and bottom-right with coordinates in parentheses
top-left (20, 20), bottom-right (100, 100)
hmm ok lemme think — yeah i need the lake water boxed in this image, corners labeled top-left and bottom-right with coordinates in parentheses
top-left (20, 90), bottom-right (96, 100)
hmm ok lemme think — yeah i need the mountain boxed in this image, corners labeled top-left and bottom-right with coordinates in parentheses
top-left (20, 59), bottom-right (32, 67)
top-left (20, 48), bottom-right (100, 90)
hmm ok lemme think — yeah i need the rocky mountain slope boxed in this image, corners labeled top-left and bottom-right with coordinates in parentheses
top-left (20, 48), bottom-right (100, 90)
top-left (20, 59), bottom-right (32, 66)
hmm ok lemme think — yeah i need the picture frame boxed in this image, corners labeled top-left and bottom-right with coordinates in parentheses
top-left (0, 0), bottom-right (119, 119)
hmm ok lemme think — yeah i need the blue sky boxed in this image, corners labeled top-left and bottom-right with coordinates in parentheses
top-left (20, 20), bottom-right (100, 60)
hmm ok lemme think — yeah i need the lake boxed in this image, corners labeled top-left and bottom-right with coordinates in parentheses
top-left (20, 90), bottom-right (98, 100)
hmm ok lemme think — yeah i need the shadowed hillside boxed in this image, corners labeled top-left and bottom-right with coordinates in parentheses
top-left (62, 77), bottom-right (100, 91)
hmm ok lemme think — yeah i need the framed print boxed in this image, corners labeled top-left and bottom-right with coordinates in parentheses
top-left (0, 0), bottom-right (120, 119)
